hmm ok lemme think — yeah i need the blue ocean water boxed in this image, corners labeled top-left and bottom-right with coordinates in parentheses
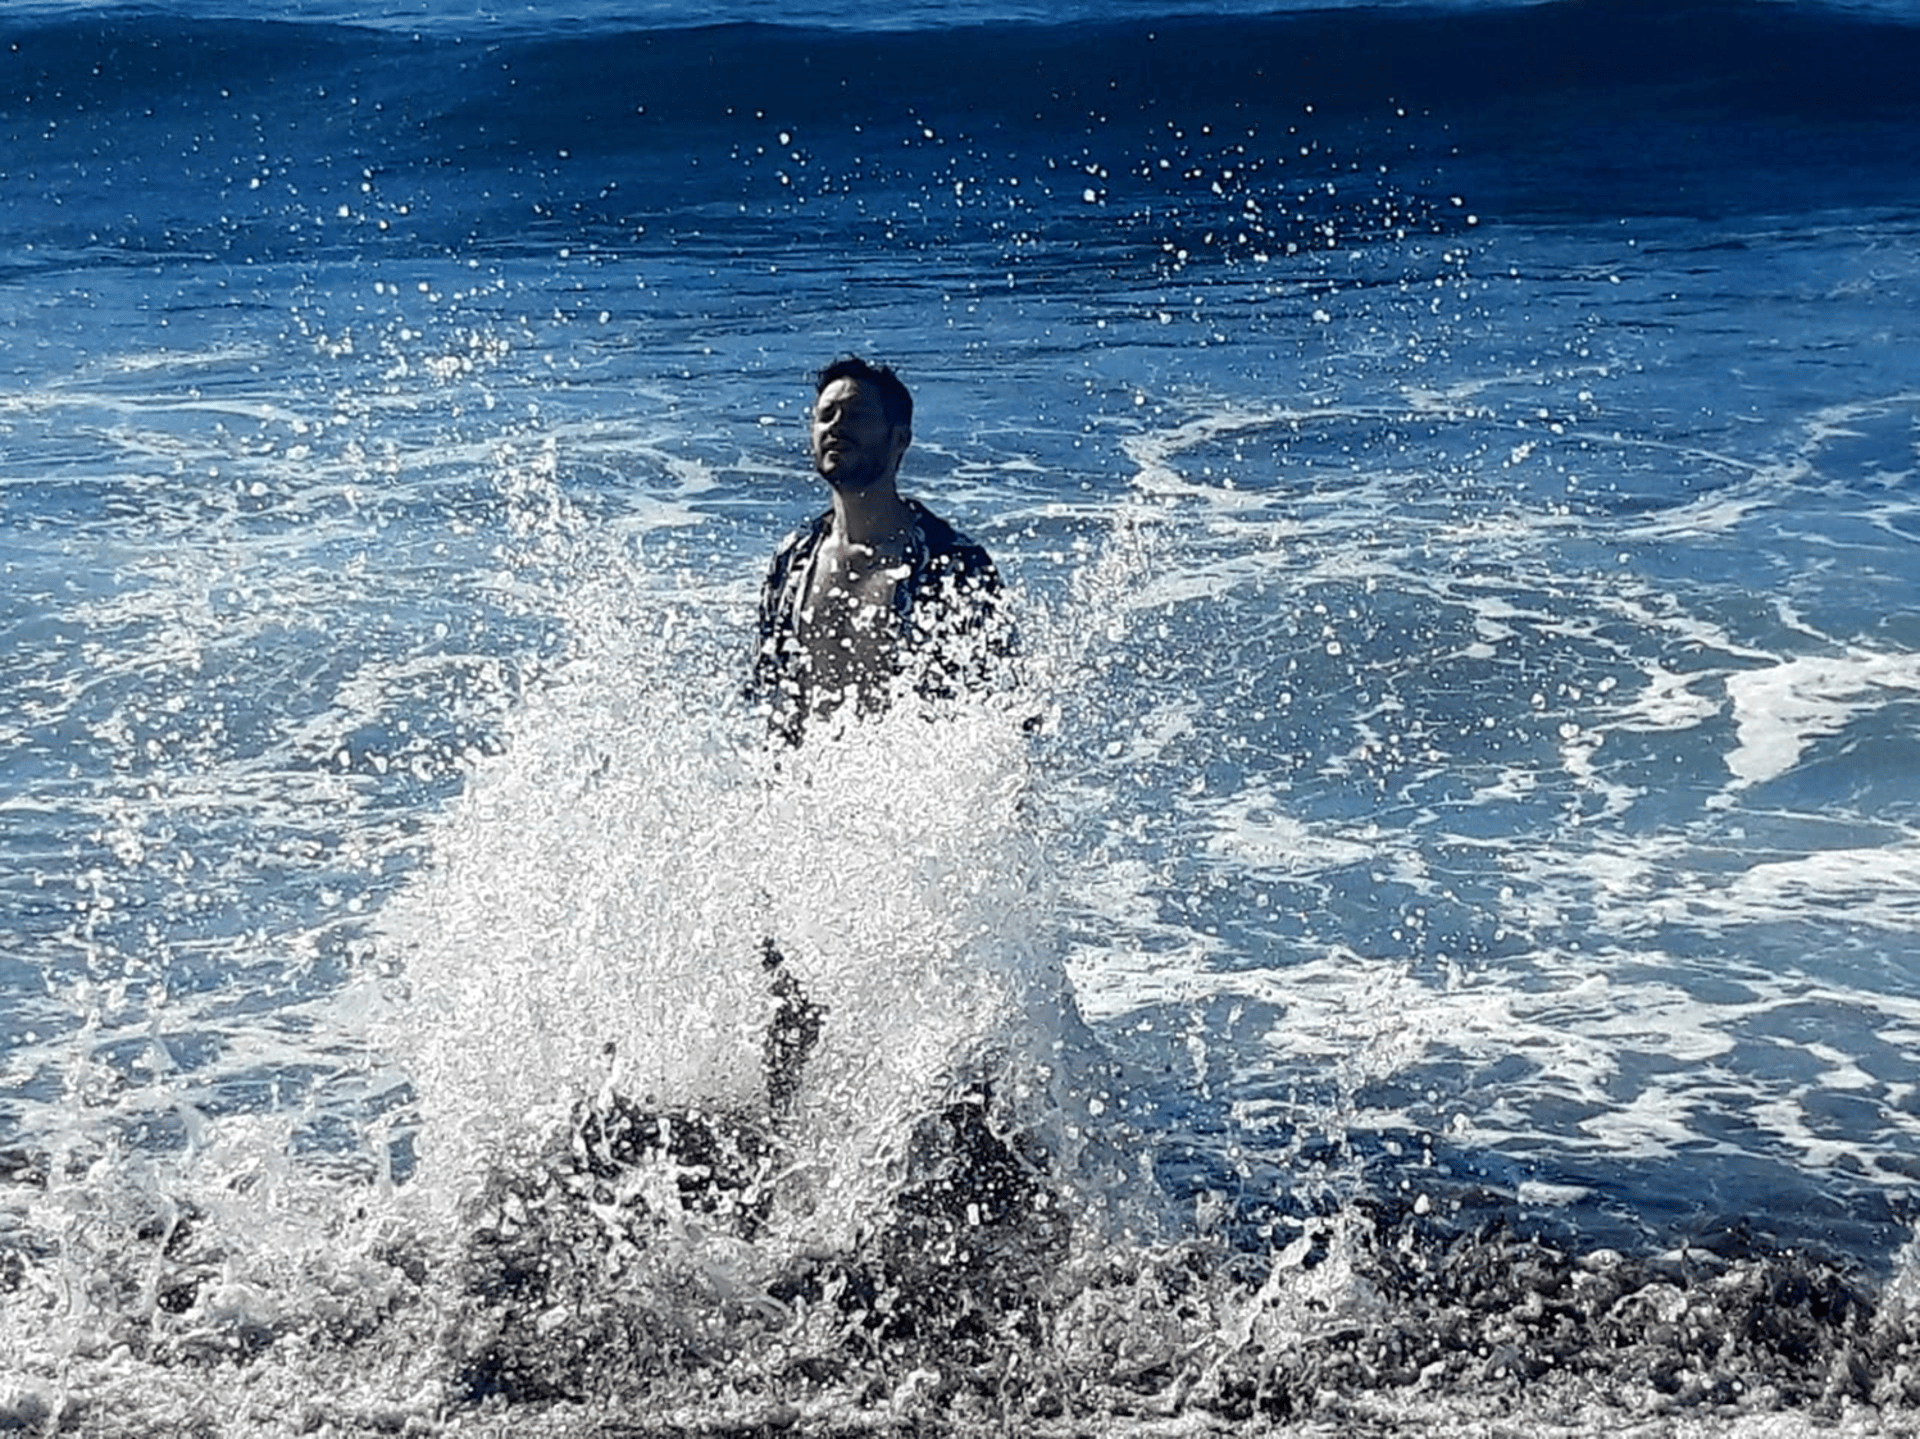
top-left (3, 0), bottom-right (1919, 1431)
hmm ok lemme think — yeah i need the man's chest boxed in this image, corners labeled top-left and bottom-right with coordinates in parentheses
top-left (793, 548), bottom-right (909, 652)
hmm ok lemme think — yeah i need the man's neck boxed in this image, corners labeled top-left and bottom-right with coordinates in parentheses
top-left (829, 483), bottom-right (916, 555)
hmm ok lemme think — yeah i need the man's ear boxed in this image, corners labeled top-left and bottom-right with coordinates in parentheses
top-left (890, 424), bottom-right (913, 465)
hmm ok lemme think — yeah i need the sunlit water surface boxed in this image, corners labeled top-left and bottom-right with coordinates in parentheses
top-left (3, 0), bottom-right (1920, 1432)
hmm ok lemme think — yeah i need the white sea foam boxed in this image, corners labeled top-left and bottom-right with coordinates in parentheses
top-left (376, 569), bottom-right (1115, 1255)
top-left (1201, 794), bottom-right (1376, 877)
top-left (1721, 650), bottom-right (1920, 789)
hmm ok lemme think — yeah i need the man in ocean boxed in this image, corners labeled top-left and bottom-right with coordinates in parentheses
top-left (742, 361), bottom-right (1055, 1306)
top-left (749, 356), bottom-right (1007, 745)
top-left (545, 362), bottom-right (1049, 1324)
top-left (749, 356), bottom-right (1011, 1112)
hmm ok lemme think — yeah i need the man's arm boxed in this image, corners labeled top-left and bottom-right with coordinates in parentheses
top-left (747, 523), bottom-right (811, 704)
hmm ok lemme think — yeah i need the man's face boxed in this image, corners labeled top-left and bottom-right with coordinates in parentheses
top-left (810, 377), bottom-right (909, 493)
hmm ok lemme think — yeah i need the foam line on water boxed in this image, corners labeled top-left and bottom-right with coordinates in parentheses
top-left (1721, 650), bottom-right (1920, 790)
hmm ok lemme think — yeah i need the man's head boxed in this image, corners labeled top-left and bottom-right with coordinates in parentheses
top-left (815, 357), bottom-right (912, 428)
top-left (810, 357), bottom-right (912, 494)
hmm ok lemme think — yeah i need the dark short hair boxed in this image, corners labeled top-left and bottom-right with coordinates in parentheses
top-left (815, 356), bottom-right (912, 429)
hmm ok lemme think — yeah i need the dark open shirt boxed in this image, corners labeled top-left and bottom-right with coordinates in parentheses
top-left (750, 498), bottom-right (1006, 743)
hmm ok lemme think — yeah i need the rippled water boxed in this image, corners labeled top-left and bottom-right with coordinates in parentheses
top-left (4, 0), bottom-right (1920, 1432)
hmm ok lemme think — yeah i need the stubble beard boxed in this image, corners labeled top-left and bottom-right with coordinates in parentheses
top-left (818, 449), bottom-right (889, 495)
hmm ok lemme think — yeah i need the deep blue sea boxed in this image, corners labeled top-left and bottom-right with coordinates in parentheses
top-left (4, 0), bottom-right (1920, 1432)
